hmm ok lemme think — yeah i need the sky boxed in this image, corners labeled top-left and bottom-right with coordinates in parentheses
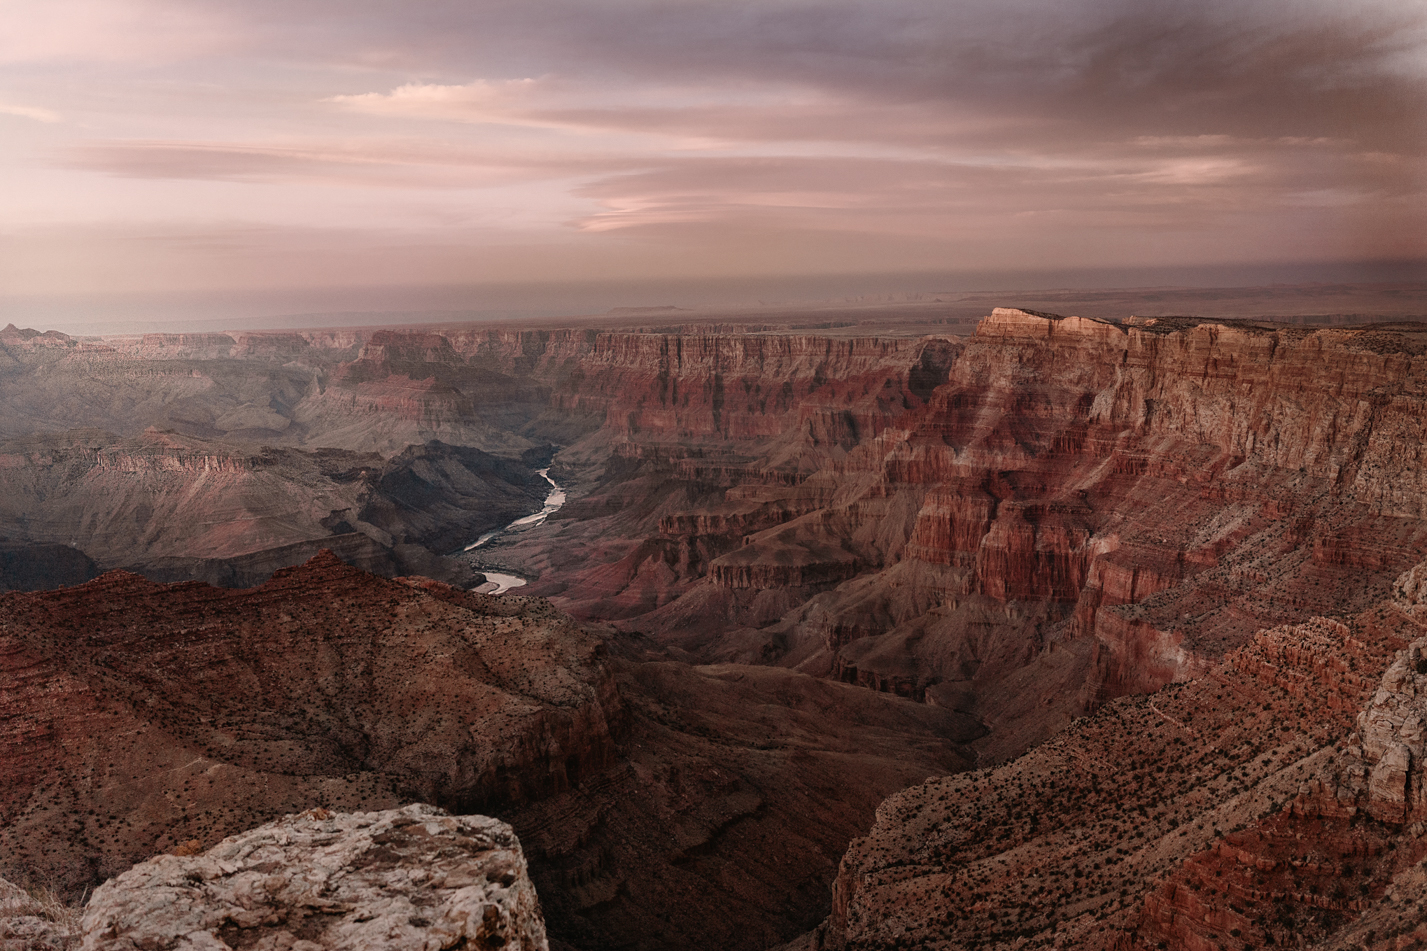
top-left (1, 0), bottom-right (1425, 329)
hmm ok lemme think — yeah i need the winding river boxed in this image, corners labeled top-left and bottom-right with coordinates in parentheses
top-left (465, 468), bottom-right (566, 594)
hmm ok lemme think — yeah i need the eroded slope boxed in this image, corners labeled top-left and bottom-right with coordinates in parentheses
top-left (473, 310), bottom-right (1427, 764)
top-left (814, 560), bottom-right (1427, 951)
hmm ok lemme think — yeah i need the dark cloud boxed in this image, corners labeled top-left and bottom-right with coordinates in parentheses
top-left (212, 0), bottom-right (1425, 141)
top-left (208, 0), bottom-right (1427, 192)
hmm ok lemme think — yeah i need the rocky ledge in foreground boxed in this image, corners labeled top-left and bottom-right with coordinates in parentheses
top-left (12, 804), bottom-right (549, 951)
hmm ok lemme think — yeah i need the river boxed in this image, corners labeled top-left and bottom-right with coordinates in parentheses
top-left (465, 467), bottom-right (565, 594)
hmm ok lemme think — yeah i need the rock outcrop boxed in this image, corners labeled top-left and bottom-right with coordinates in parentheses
top-left (1292, 569), bottom-right (1427, 827)
top-left (79, 804), bottom-right (547, 951)
top-left (0, 550), bottom-right (981, 951)
top-left (1304, 639), bottom-right (1427, 824)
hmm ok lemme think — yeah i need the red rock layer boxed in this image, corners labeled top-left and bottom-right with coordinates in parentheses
top-left (813, 561), bottom-right (1427, 951)
top-left (481, 330), bottom-right (955, 626)
top-left (877, 311), bottom-right (1427, 644)
top-left (541, 311), bottom-right (1427, 750)
top-left (0, 551), bottom-right (623, 895)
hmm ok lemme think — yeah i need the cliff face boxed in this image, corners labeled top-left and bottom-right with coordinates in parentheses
top-left (0, 320), bottom-right (951, 594)
top-left (0, 552), bottom-right (623, 895)
top-left (0, 324), bottom-right (548, 456)
top-left (6, 308), bottom-right (1427, 950)
top-left (304, 330), bottom-right (552, 453)
top-left (483, 330), bottom-right (956, 625)
top-left (814, 558), bottom-right (1427, 951)
top-left (39, 309), bottom-right (1405, 764)
top-left (848, 310), bottom-right (1427, 677)
top-left (507, 311), bottom-right (1427, 764)
top-left (536, 332), bottom-right (950, 450)
top-left (1298, 562), bottom-right (1427, 828)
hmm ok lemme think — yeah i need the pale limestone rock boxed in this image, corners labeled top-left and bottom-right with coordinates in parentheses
top-left (1366, 742), bottom-right (1414, 822)
top-left (79, 804), bottom-right (547, 951)
top-left (1394, 560), bottom-right (1427, 611)
top-left (0, 876), bottom-right (76, 950)
top-left (1321, 630), bottom-right (1427, 823)
top-left (1299, 579), bottom-right (1427, 825)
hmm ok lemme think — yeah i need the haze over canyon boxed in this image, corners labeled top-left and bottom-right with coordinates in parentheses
top-left (1, 284), bottom-right (1426, 949)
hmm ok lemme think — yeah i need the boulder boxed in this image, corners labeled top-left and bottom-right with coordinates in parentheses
top-left (79, 805), bottom-right (547, 951)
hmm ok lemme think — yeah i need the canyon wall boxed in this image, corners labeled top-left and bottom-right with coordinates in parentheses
top-left (6, 309), bottom-right (1424, 757)
top-left (5, 308), bottom-right (1427, 949)
top-left (0, 429), bottom-right (547, 576)
top-left (812, 557), bottom-right (1427, 951)
top-left (0, 318), bottom-right (955, 597)
top-left (494, 310), bottom-right (1427, 762)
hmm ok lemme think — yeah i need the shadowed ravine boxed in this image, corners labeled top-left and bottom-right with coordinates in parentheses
top-left (469, 467), bottom-right (567, 593)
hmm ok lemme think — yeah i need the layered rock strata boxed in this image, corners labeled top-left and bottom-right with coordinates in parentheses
top-left (0, 551), bottom-right (980, 951)
top-left (487, 330), bottom-right (957, 627)
top-left (487, 310), bottom-right (1427, 765)
top-left (0, 429), bottom-right (547, 578)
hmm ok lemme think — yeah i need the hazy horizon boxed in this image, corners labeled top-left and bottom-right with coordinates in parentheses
top-left (6, 265), bottom-right (1427, 337)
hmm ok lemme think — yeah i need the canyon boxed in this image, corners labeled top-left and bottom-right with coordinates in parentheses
top-left (2, 287), bottom-right (1427, 949)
